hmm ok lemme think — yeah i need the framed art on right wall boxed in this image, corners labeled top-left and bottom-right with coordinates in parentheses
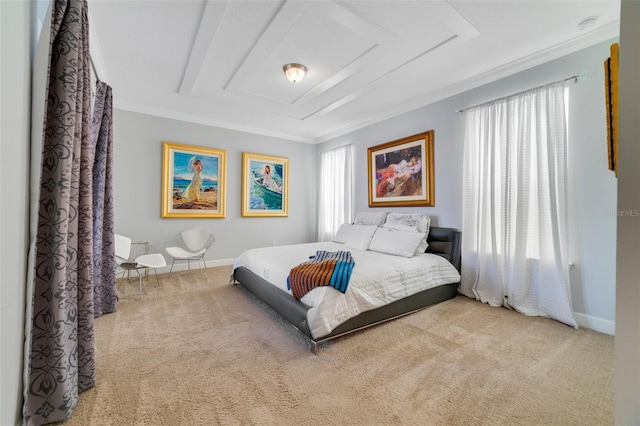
top-left (604, 42), bottom-right (619, 176)
top-left (367, 130), bottom-right (435, 207)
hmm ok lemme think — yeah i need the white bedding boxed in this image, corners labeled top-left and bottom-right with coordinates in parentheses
top-left (233, 242), bottom-right (461, 339)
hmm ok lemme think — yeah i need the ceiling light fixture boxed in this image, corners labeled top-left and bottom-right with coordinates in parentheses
top-left (283, 63), bottom-right (307, 83)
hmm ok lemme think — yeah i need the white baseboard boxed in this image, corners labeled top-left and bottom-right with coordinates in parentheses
top-left (206, 258), bottom-right (235, 267)
top-left (573, 311), bottom-right (615, 336)
top-left (149, 258), bottom-right (235, 275)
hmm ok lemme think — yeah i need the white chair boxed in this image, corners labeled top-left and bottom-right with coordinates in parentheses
top-left (165, 227), bottom-right (216, 278)
top-left (114, 233), bottom-right (166, 300)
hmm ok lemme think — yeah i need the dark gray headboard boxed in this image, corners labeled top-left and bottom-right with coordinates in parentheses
top-left (426, 226), bottom-right (461, 272)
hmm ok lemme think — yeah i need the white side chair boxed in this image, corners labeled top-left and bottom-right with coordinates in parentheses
top-left (114, 233), bottom-right (166, 300)
top-left (165, 227), bottom-right (216, 278)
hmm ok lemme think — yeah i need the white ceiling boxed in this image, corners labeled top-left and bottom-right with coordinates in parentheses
top-left (89, 0), bottom-right (620, 143)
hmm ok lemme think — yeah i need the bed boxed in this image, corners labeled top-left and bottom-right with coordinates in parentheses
top-left (232, 223), bottom-right (461, 353)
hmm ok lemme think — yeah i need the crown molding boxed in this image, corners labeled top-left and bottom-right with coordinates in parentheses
top-left (113, 100), bottom-right (317, 144)
top-left (315, 21), bottom-right (620, 143)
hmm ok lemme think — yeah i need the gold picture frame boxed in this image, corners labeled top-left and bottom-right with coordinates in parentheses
top-left (604, 42), bottom-right (619, 176)
top-left (368, 130), bottom-right (435, 207)
top-left (161, 141), bottom-right (226, 218)
top-left (241, 152), bottom-right (289, 217)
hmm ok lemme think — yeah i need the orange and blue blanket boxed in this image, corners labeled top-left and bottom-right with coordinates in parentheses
top-left (287, 251), bottom-right (355, 300)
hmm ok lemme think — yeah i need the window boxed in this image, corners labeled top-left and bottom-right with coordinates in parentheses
top-left (460, 81), bottom-right (576, 327)
top-left (318, 144), bottom-right (353, 242)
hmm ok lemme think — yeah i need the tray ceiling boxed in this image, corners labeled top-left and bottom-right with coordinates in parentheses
top-left (89, 0), bottom-right (620, 143)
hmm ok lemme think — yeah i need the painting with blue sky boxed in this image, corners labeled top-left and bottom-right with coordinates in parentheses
top-left (162, 142), bottom-right (226, 218)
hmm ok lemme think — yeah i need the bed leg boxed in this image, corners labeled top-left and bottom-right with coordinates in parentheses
top-left (310, 340), bottom-right (318, 355)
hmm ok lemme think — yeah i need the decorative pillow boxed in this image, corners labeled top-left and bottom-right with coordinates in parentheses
top-left (354, 211), bottom-right (388, 227)
top-left (333, 224), bottom-right (378, 250)
top-left (368, 227), bottom-right (427, 258)
top-left (380, 222), bottom-right (429, 255)
top-left (385, 213), bottom-right (430, 234)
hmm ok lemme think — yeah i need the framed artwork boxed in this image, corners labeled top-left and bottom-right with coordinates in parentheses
top-left (161, 141), bottom-right (226, 218)
top-left (367, 130), bottom-right (435, 207)
top-left (242, 152), bottom-right (289, 217)
top-left (604, 42), bottom-right (618, 177)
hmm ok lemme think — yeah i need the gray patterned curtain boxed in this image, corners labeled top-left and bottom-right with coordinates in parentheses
top-left (91, 81), bottom-right (116, 317)
top-left (25, 0), bottom-right (98, 424)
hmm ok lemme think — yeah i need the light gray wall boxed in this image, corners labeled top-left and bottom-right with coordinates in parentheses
top-left (317, 96), bottom-right (465, 229)
top-left (615, 0), bottom-right (640, 422)
top-left (318, 39), bottom-right (618, 332)
top-left (112, 110), bottom-right (317, 265)
top-left (317, 99), bottom-right (464, 228)
top-left (1, 1), bottom-right (32, 424)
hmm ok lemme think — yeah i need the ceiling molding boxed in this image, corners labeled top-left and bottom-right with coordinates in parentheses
top-left (291, 44), bottom-right (378, 105)
top-left (223, 1), bottom-right (305, 93)
top-left (315, 21), bottom-right (620, 143)
top-left (113, 100), bottom-right (316, 144)
top-left (178, 0), bottom-right (229, 95)
top-left (303, 34), bottom-right (459, 120)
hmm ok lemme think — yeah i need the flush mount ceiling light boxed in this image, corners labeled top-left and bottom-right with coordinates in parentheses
top-left (283, 63), bottom-right (307, 83)
top-left (577, 16), bottom-right (598, 31)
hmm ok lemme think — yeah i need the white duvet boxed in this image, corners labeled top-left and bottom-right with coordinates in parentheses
top-left (233, 242), bottom-right (461, 339)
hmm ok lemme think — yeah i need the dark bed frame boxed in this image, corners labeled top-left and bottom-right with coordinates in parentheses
top-left (232, 226), bottom-right (461, 353)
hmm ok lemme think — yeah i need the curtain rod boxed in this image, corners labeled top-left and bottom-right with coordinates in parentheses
top-left (455, 73), bottom-right (585, 114)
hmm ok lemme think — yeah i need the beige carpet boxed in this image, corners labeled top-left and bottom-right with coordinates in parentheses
top-left (58, 266), bottom-right (613, 425)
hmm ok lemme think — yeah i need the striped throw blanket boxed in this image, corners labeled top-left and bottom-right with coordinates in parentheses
top-left (287, 251), bottom-right (355, 300)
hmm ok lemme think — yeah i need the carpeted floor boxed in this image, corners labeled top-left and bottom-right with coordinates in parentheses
top-left (58, 265), bottom-right (613, 425)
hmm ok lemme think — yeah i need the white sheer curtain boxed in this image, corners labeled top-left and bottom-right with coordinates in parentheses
top-left (318, 144), bottom-right (353, 241)
top-left (460, 81), bottom-right (577, 327)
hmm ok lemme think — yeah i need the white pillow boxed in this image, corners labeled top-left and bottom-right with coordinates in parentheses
top-left (332, 223), bottom-right (352, 244)
top-left (415, 238), bottom-right (429, 255)
top-left (385, 213), bottom-right (431, 234)
top-left (333, 224), bottom-right (378, 250)
top-left (381, 222), bottom-right (429, 255)
top-left (368, 227), bottom-right (427, 258)
top-left (354, 211), bottom-right (388, 227)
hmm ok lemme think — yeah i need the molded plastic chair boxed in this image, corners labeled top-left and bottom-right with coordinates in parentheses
top-left (165, 227), bottom-right (216, 278)
top-left (114, 233), bottom-right (166, 299)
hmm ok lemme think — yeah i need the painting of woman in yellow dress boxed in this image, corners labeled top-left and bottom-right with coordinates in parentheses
top-left (162, 142), bottom-right (227, 218)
